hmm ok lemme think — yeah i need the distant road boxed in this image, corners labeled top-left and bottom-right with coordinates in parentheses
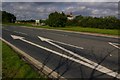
top-left (2, 26), bottom-right (120, 79)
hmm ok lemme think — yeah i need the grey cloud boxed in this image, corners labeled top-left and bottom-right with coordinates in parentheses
top-left (2, 2), bottom-right (118, 20)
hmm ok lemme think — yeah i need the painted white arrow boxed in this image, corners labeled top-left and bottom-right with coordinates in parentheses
top-left (11, 35), bottom-right (120, 79)
top-left (38, 36), bottom-right (94, 65)
top-left (11, 35), bottom-right (24, 40)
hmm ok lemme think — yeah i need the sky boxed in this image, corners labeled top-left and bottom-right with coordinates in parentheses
top-left (2, 0), bottom-right (119, 2)
top-left (2, 2), bottom-right (119, 20)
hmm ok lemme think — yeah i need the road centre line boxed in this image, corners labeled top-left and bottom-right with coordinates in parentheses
top-left (11, 35), bottom-right (120, 79)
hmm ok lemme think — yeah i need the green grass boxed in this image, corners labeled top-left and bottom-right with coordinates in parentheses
top-left (2, 41), bottom-right (46, 79)
top-left (59, 27), bottom-right (119, 35)
top-left (3, 23), bottom-right (119, 36)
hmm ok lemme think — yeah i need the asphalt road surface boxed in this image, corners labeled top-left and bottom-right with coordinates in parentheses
top-left (1, 26), bottom-right (120, 79)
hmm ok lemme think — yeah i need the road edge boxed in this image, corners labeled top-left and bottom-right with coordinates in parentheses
top-left (0, 37), bottom-right (65, 79)
top-left (21, 26), bottom-right (119, 39)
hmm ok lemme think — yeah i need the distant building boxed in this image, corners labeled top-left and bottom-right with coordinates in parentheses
top-left (66, 12), bottom-right (74, 20)
top-left (35, 20), bottom-right (40, 25)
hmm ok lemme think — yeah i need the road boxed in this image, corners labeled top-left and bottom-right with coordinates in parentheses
top-left (1, 26), bottom-right (120, 79)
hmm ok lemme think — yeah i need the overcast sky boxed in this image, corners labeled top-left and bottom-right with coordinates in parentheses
top-left (2, 2), bottom-right (119, 20)
top-left (2, 0), bottom-right (119, 2)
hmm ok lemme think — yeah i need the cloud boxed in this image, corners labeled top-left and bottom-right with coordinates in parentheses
top-left (2, 2), bottom-right (118, 20)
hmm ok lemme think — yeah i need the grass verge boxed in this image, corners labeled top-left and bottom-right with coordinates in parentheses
top-left (3, 23), bottom-right (119, 36)
top-left (2, 40), bottom-right (45, 79)
top-left (39, 26), bottom-right (119, 36)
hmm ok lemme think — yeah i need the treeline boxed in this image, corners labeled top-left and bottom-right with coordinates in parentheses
top-left (1, 11), bottom-right (16, 23)
top-left (46, 12), bottom-right (120, 29)
top-left (2, 10), bottom-right (120, 29)
top-left (67, 15), bottom-right (120, 29)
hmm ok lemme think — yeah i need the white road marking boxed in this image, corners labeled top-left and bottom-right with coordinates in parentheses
top-left (4, 29), bottom-right (10, 31)
top-left (38, 36), bottom-right (84, 49)
top-left (3, 28), bottom-right (27, 35)
top-left (38, 36), bottom-right (94, 65)
top-left (11, 35), bottom-right (120, 79)
top-left (108, 42), bottom-right (120, 49)
top-left (13, 31), bottom-right (27, 35)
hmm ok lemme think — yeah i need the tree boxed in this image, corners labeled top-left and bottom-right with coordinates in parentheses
top-left (2, 11), bottom-right (16, 23)
top-left (47, 12), bottom-right (67, 27)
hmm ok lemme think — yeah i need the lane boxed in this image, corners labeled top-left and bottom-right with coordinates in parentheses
top-left (2, 26), bottom-right (120, 79)
top-left (2, 26), bottom-right (119, 70)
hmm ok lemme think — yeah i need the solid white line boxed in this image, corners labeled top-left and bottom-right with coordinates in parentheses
top-left (11, 35), bottom-right (120, 79)
top-left (108, 42), bottom-right (120, 49)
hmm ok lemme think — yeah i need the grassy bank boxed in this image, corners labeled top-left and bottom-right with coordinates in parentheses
top-left (2, 41), bottom-right (45, 79)
top-left (3, 23), bottom-right (119, 36)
